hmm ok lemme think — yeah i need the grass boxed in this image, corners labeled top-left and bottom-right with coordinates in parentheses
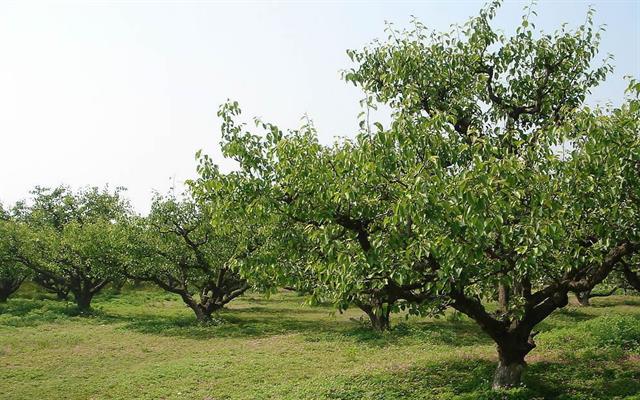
top-left (1, 285), bottom-right (639, 400)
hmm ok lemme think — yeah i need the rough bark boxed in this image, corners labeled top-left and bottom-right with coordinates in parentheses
top-left (181, 282), bottom-right (249, 323)
top-left (182, 293), bottom-right (223, 323)
top-left (450, 287), bottom-right (568, 389)
top-left (493, 358), bottom-right (526, 389)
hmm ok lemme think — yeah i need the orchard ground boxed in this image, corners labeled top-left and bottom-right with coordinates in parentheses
top-left (1, 285), bottom-right (639, 400)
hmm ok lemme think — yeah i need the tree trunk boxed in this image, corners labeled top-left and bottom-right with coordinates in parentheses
top-left (0, 278), bottom-right (23, 302)
top-left (498, 281), bottom-right (510, 313)
top-left (357, 302), bottom-right (391, 331)
top-left (492, 335), bottom-right (534, 389)
top-left (575, 290), bottom-right (591, 306)
top-left (74, 291), bottom-right (94, 312)
top-left (493, 358), bottom-right (526, 389)
top-left (622, 263), bottom-right (640, 291)
top-left (182, 294), bottom-right (220, 323)
top-left (369, 310), bottom-right (390, 332)
top-left (192, 305), bottom-right (212, 322)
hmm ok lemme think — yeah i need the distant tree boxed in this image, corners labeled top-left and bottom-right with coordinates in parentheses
top-left (125, 192), bottom-right (261, 323)
top-left (572, 285), bottom-right (619, 307)
top-left (20, 186), bottom-right (131, 311)
top-left (0, 206), bottom-right (29, 302)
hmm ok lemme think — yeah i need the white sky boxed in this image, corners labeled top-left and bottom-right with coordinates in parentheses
top-left (1, 0), bottom-right (638, 213)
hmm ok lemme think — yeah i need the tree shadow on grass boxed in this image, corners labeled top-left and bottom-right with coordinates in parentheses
top-left (227, 305), bottom-right (332, 316)
top-left (0, 298), bottom-right (92, 327)
top-left (0, 296), bottom-right (355, 340)
top-left (116, 311), bottom-right (356, 340)
top-left (590, 296), bottom-right (640, 308)
top-left (322, 353), bottom-right (640, 400)
top-left (309, 319), bottom-right (494, 348)
top-left (1, 297), bottom-right (496, 347)
top-left (115, 307), bottom-right (497, 346)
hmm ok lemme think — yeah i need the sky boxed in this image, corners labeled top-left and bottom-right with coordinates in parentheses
top-left (1, 0), bottom-right (638, 213)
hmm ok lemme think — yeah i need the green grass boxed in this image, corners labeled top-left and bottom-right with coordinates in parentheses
top-left (1, 286), bottom-right (639, 400)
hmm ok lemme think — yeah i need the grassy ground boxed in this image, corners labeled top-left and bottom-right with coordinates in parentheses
top-left (1, 286), bottom-right (639, 400)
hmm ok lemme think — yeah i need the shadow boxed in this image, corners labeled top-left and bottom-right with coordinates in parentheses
top-left (0, 298), bottom-right (104, 327)
top-left (0, 296), bottom-right (501, 347)
top-left (309, 319), bottom-right (494, 349)
top-left (107, 310), bottom-right (363, 340)
top-left (227, 305), bottom-right (329, 316)
top-left (551, 307), bottom-right (594, 322)
top-left (590, 296), bottom-right (640, 308)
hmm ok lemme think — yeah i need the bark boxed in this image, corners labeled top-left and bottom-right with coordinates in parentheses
top-left (493, 359), bottom-right (526, 389)
top-left (126, 270), bottom-right (249, 323)
top-left (492, 333), bottom-right (535, 389)
top-left (575, 290), bottom-right (591, 306)
top-left (181, 293), bottom-right (223, 323)
top-left (70, 279), bottom-right (109, 311)
top-left (498, 281), bottom-right (510, 313)
top-left (0, 277), bottom-right (24, 302)
top-left (622, 262), bottom-right (640, 291)
top-left (73, 290), bottom-right (94, 311)
top-left (356, 301), bottom-right (391, 332)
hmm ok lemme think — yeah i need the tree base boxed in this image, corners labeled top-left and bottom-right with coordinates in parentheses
top-left (492, 361), bottom-right (525, 389)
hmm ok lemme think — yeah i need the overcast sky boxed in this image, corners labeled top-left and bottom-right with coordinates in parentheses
top-left (1, 0), bottom-right (638, 213)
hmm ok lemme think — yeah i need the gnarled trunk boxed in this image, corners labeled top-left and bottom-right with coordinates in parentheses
top-left (191, 304), bottom-right (213, 322)
top-left (181, 293), bottom-right (222, 323)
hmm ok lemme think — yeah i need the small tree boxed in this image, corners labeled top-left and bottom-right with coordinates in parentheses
top-left (20, 186), bottom-right (131, 311)
top-left (193, 106), bottom-right (439, 331)
top-left (125, 192), bottom-right (255, 323)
